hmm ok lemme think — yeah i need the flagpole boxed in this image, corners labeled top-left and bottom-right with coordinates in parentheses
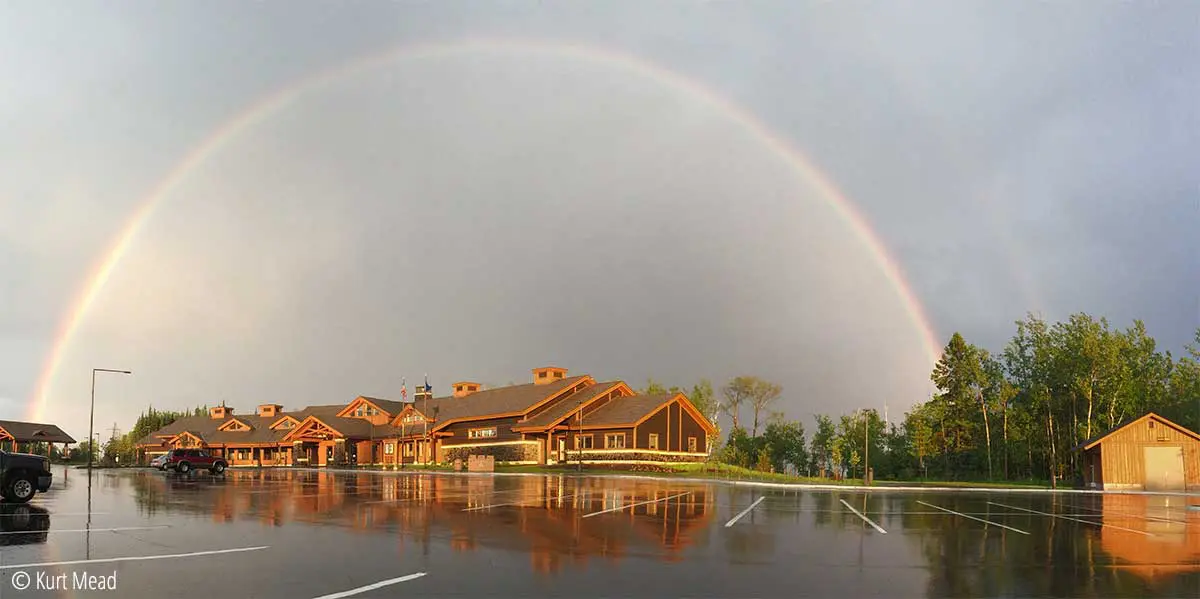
top-left (400, 376), bottom-right (407, 468)
top-left (423, 373), bottom-right (429, 466)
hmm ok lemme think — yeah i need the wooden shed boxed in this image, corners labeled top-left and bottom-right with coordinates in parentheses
top-left (1077, 412), bottom-right (1200, 492)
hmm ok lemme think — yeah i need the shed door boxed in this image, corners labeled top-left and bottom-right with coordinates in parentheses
top-left (1143, 446), bottom-right (1185, 491)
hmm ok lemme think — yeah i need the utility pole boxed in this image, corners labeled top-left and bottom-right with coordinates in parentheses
top-left (89, 368), bottom-right (131, 475)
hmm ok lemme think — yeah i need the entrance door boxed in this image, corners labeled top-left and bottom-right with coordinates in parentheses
top-left (1143, 446), bottom-right (1185, 491)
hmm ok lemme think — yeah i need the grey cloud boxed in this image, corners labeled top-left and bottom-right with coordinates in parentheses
top-left (3, 2), bottom-right (1197, 438)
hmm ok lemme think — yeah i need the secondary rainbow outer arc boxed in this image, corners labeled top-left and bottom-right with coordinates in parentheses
top-left (26, 38), bottom-right (943, 422)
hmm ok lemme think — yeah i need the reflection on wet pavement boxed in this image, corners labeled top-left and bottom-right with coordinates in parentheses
top-left (6, 466), bottom-right (1199, 598)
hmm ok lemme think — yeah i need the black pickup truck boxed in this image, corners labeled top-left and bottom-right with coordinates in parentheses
top-left (0, 450), bottom-right (53, 503)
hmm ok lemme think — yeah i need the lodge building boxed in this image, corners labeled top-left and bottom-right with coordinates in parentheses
top-left (135, 366), bottom-right (716, 467)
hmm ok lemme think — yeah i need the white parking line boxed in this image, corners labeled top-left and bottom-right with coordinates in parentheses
top-left (839, 499), bottom-right (887, 534)
top-left (0, 525), bottom-right (170, 536)
top-left (462, 494), bottom-right (577, 512)
top-left (311, 572), bottom-right (427, 599)
top-left (988, 502), bottom-right (1155, 537)
top-left (0, 545), bottom-right (268, 569)
top-left (917, 501), bottom-right (1029, 535)
top-left (1063, 503), bottom-right (1186, 524)
top-left (582, 492), bottom-right (691, 519)
top-left (724, 497), bottom-right (766, 528)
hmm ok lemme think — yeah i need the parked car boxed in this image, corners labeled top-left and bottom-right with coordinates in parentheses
top-left (149, 454), bottom-right (168, 470)
top-left (163, 449), bottom-right (227, 474)
top-left (0, 450), bottom-right (53, 503)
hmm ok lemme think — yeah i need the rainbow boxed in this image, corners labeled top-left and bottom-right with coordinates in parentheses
top-left (26, 38), bottom-right (942, 422)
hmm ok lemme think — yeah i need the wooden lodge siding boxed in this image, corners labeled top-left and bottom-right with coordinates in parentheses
top-left (636, 407), bottom-right (669, 450)
top-left (677, 404), bottom-right (708, 454)
top-left (440, 415), bottom-right (524, 443)
top-left (633, 401), bottom-right (708, 453)
top-left (1087, 414), bottom-right (1200, 491)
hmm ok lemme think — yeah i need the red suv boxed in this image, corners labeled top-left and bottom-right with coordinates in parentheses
top-left (163, 449), bottom-right (227, 474)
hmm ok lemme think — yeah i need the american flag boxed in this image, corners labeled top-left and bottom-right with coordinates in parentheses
top-left (401, 377), bottom-right (407, 400)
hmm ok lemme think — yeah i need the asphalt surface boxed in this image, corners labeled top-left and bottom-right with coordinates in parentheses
top-left (0, 466), bottom-right (1197, 598)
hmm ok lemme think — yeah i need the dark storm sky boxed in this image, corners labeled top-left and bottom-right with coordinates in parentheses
top-left (2, 2), bottom-right (1196, 438)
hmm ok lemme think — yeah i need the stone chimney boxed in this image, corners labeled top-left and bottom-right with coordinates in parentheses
top-left (532, 366), bottom-right (568, 385)
top-left (452, 382), bottom-right (481, 398)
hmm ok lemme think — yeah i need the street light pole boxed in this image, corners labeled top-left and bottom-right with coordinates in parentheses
top-left (864, 410), bottom-right (870, 486)
top-left (89, 368), bottom-right (131, 475)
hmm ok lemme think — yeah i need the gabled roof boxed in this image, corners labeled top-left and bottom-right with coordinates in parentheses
top-left (336, 396), bottom-right (406, 418)
top-left (583, 394), bottom-right (676, 428)
top-left (0, 420), bottom-right (76, 444)
top-left (515, 381), bottom-right (628, 431)
top-left (269, 415), bottom-right (300, 429)
top-left (169, 431), bottom-right (205, 444)
top-left (583, 393), bottom-right (718, 434)
top-left (415, 376), bottom-right (593, 431)
top-left (1076, 412), bottom-right (1200, 451)
top-left (216, 417), bottom-right (253, 432)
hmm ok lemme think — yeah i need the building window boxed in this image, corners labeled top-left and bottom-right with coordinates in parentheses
top-left (648, 434), bottom-right (659, 450)
top-left (605, 433), bottom-right (626, 449)
top-left (469, 427), bottom-right (497, 439)
top-left (384, 443), bottom-right (395, 455)
top-left (576, 435), bottom-right (594, 450)
top-left (554, 371), bottom-right (564, 378)
top-left (539, 371), bottom-right (548, 378)
top-left (403, 443), bottom-right (414, 457)
top-left (688, 437), bottom-right (698, 452)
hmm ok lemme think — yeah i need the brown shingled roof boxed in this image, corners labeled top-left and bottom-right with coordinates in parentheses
top-left (515, 381), bottom-right (623, 431)
top-left (359, 397), bottom-right (407, 416)
top-left (426, 376), bottom-right (591, 429)
top-left (582, 394), bottom-right (674, 427)
top-left (0, 420), bottom-right (76, 444)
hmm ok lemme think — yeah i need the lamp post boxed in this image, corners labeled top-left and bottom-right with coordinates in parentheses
top-left (89, 368), bottom-right (131, 475)
top-left (855, 408), bottom-right (870, 485)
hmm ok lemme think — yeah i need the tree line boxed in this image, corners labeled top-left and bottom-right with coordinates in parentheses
top-left (99, 405), bottom-right (208, 465)
top-left (898, 315), bottom-right (1199, 482)
top-left (679, 314), bottom-right (1199, 484)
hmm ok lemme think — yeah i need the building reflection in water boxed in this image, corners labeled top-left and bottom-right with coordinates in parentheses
top-left (130, 471), bottom-right (714, 577)
top-left (809, 490), bottom-right (1200, 598)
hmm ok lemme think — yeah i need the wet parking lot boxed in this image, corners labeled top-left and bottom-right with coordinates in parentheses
top-left (1, 466), bottom-right (1198, 598)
